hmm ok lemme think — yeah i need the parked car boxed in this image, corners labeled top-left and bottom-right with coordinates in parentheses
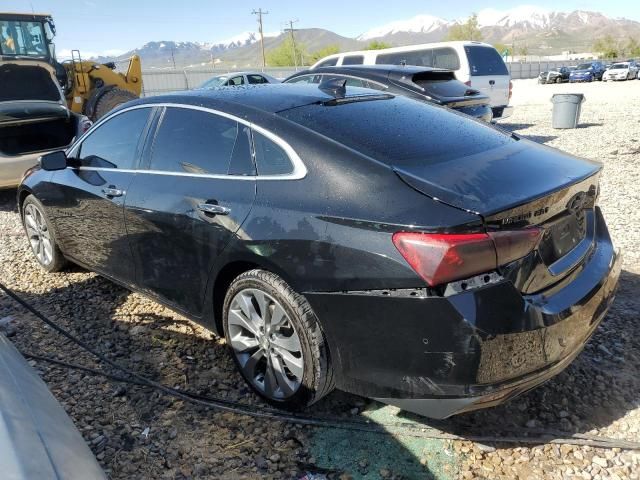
top-left (0, 60), bottom-right (91, 189)
top-left (310, 41), bottom-right (513, 119)
top-left (603, 62), bottom-right (636, 81)
top-left (537, 71), bottom-right (549, 84)
top-left (284, 65), bottom-right (493, 122)
top-left (569, 61), bottom-right (605, 82)
top-left (199, 72), bottom-right (279, 88)
top-left (18, 83), bottom-right (620, 419)
top-left (544, 66), bottom-right (572, 84)
top-left (0, 333), bottom-right (107, 479)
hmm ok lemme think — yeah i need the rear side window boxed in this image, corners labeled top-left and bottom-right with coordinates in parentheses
top-left (280, 96), bottom-right (512, 167)
top-left (78, 108), bottom-right (150, 169)
top-left (316, 57), bottom-right (338, 67)
top-left (286, 74), bottom-right (321, 84)
top-left (253, 131), bottom-right (293, 175)
top-left (465, 46), bottom-right (508, 76)
top-left (342, 55), bottom-right (364, 65)
top-left (150, 108), bottom-right (237, 175)
top-left (248, 74), bottom-right (268, 84)
top-left (376, 48), bottom-right (460, 70)
top-left (432, 48), bottom-right (460, 70)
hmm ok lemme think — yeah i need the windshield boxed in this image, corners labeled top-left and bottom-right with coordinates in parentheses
top-left (610, 63), bottom-right (627, 70)
top-left (200, 76), bottom-right (229, 88)
top-left (576, 63), bottom-right (592, 70)
top-left (0, 20), bottom-right (48, 57)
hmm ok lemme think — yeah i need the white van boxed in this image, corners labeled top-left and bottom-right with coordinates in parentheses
top-left (311, 41), bottom-right (513, 119)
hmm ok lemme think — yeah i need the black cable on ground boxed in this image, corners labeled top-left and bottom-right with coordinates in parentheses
top-left (2, 280), bottom-right (639, 450)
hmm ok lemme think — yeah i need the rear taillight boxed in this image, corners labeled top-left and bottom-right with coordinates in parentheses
top-left (509, 80), bottom-right (513, 99)
top-left (392, 229), bottom-right (542, 287)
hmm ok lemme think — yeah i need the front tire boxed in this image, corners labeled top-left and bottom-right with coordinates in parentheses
top-left (93, 88), bottom-right (138, 120)
top-left (22, 195), bottom-right (66, 272)
top-left (223, 269), bottom-right (334, 409)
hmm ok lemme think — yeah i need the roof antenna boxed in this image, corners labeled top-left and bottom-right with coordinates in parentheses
top-left (318, 77), bottom-right (347, 98)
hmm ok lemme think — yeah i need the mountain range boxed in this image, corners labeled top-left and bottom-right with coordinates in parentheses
top-left (96, 6), bottom-right (640, 69)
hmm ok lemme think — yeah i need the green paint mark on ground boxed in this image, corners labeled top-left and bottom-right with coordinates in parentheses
top-left (308, 403), bottom-right (458, 479)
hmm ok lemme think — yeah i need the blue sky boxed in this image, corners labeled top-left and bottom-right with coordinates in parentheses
top-left (5, 0), bottom-right (639, 55)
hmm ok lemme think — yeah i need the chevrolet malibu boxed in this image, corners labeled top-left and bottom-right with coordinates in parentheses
top-left (17, 84), bottom-right (620, 418)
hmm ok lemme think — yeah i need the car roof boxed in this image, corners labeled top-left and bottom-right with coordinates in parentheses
top-left (133, 83), bottom-right (370, 114)
top-left (287, 65), bottom-right (451, 83)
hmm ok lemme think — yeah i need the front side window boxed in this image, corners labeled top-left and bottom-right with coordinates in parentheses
top-left (253, 131), bottom-right (293, 175)
top-left (78, 108), bottom-right (150, 169)
top-left (227, 76), bottom-right (245, 86)
top-left (0, 20), bottom-right (47, 57)
top-left (247, 74), bottom-right (268, 84)
top-left (150, 108), bottom-right (238, 175)
top-left (342, 55), bottom-right (364, 65)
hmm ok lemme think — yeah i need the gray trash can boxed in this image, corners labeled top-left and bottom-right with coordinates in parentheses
top-left (551, 93), bottom-right (585, 129)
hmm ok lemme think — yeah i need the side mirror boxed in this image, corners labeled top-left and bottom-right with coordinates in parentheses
top-left (39, 150), bottom-right (68, 171)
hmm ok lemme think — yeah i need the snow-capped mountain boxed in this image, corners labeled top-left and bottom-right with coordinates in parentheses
top-left (358, 15), bottom-right (450, 41)
top-left (95, 7), bottom-right (640, 68)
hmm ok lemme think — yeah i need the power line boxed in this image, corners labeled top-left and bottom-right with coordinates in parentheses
top-left (285, 19), bottom-right (299, 70)
top-left (252, 8), bottom-right (269, 70)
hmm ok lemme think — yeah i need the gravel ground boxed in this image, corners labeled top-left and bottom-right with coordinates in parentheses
top-left (0, 78), bottom-right (639, 480)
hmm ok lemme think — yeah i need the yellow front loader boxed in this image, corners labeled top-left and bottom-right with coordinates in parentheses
top-left (63, 50), bottom-right (143, 121)
top-left (0, 13), bottom-right (143, 121)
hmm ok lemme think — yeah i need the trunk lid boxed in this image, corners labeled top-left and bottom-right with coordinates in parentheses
top-left (394, 139), bottom-right (601, 292)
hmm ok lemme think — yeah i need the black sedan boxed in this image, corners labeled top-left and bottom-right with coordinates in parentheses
top-left (18, 84), bottom-right (620, 418)
top-left (284, 65), bottom-right (493, 122)
top-left (538, 66), bottom-right (572, 84)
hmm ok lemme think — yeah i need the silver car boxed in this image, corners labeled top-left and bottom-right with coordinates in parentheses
top-left (198, 71), bottom-right (280, 89)
top-left (0, 60), bottom-right (90, 189)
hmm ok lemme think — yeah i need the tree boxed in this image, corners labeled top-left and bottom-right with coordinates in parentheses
top-left (593, 35), bottom-right (620, 59)
top-left (518, 44), bottom-right (529, 60)
top-left (493, 43), bottom-right (510, 57)
top-left (627, 37), bottom-right (640, 57)
top-left (446, 13), bottom-right (483, 41)
top-left (266, 37), bottom-right (308, 67)
top-left (309, 44), bottom-right (340, 64)
top-left (364, 40), bottom-right (392, 50)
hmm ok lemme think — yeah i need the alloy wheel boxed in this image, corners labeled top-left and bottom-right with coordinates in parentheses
top-left (24, 203), bottom-right (53, 266)
top-left (227, 288), bottom-right (304, 400)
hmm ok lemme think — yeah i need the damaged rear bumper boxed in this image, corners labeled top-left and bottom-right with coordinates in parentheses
top-left (305, 217), bottom-right (621, 419)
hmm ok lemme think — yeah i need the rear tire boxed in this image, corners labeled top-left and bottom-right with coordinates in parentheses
top-left (93, 88), bottom-right (138, 120)
top-left (22, 195), bottom-right (66, 272)
top-left (223, 269), bottom-right (334, 409)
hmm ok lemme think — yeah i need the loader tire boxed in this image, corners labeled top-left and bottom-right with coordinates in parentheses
top-left (93, 88), bottom-right (138, 120)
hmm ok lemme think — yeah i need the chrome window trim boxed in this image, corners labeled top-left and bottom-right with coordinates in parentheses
top-left (284, 73), bottom-right (389, 90)
top-left (68, 102), bottom-right (307, 181)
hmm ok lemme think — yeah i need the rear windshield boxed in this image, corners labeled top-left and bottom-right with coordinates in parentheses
top-left (465, 46), bottom-right (508, 76)
top-left (279, 96), bottom-right (513, 167)
top-left (412, 72), bottom-right (473, 97)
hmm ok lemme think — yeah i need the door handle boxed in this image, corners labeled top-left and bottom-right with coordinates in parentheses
top-left (197, 203), bottom-right (230, 215)
top-left (102, 187), bottom-right (124, 197)
top-left (489, 80), bottom-right (495, 85)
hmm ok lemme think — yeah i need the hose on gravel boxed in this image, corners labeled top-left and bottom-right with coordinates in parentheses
top-left (2, 280), bottom-right (639, 451)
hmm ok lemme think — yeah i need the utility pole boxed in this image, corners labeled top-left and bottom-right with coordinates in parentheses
top-left (285, 19), bottom-right (299, 70)
top-left (252, 8), bottom-right (269, 70)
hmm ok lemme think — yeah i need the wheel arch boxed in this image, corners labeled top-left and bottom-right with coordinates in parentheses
top-left (209, 255), bottom-right (303, 336)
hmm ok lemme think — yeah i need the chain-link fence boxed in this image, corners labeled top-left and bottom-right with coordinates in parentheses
top-left (141, 67), bottom-right (299, 96)
top-left (140, 60), bottom-right (602, 96)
